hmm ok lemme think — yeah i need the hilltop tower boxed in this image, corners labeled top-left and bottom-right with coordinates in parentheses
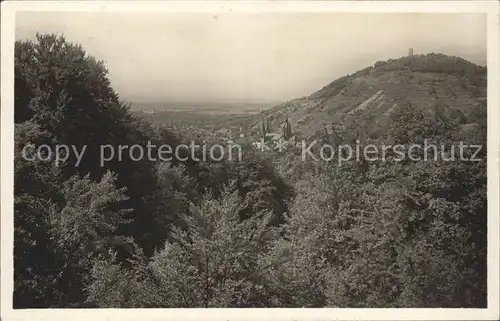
top-left (408, 48), bottom-right (414, 57)
top-left (281, 115), bottom-right (293, 140)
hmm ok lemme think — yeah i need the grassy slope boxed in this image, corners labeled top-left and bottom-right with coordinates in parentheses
top-left (253, 53), bottom-right (486, 139)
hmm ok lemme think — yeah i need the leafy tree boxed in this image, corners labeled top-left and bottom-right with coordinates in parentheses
top-left (52, 171), bottom-right (131, 268)
top-left (14, 122), bottom-right (65, 307)
top-left (388, 98), bottom-right (433, 145)
top-left (13, 194), bottom-right (63, 308)
top-left (146, 182), bottom-right (278, 307)
top-left (140, 162), bottom-right (196, 252)
top-left (14, 33), bottom-right (170, 257)
top-left (86, 251), bottom-right (154, 308)
top-left (14, 33), bottom-right (487, 309)
top-left (45, 171), bottom-right (133, 305)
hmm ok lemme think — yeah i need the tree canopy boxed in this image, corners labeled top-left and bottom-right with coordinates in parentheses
top-left (14, 34), bottom-right (487, 308)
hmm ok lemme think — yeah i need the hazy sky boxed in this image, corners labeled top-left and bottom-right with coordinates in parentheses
top-left (16, 12), bottom-right (486, 103)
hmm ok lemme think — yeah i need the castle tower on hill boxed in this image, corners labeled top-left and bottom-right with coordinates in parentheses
top-left (281, 115), bottom-right (293, 140)
top-left (408, 48), bottom-right (414, 57)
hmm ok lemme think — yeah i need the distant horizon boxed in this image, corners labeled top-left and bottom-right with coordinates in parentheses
top-left (125, 50), bottom-right (486, 106)
top-left (16, 12), bottom-right (486, 104)
top-left (126, 97), bottom-right (284, 104)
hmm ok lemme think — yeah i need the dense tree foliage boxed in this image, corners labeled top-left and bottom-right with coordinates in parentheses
top-left (14, 34), bottom-right (487, 308)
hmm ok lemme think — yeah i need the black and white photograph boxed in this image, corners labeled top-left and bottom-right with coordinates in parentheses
top-left (1, 1), bottom-right (499, 320)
